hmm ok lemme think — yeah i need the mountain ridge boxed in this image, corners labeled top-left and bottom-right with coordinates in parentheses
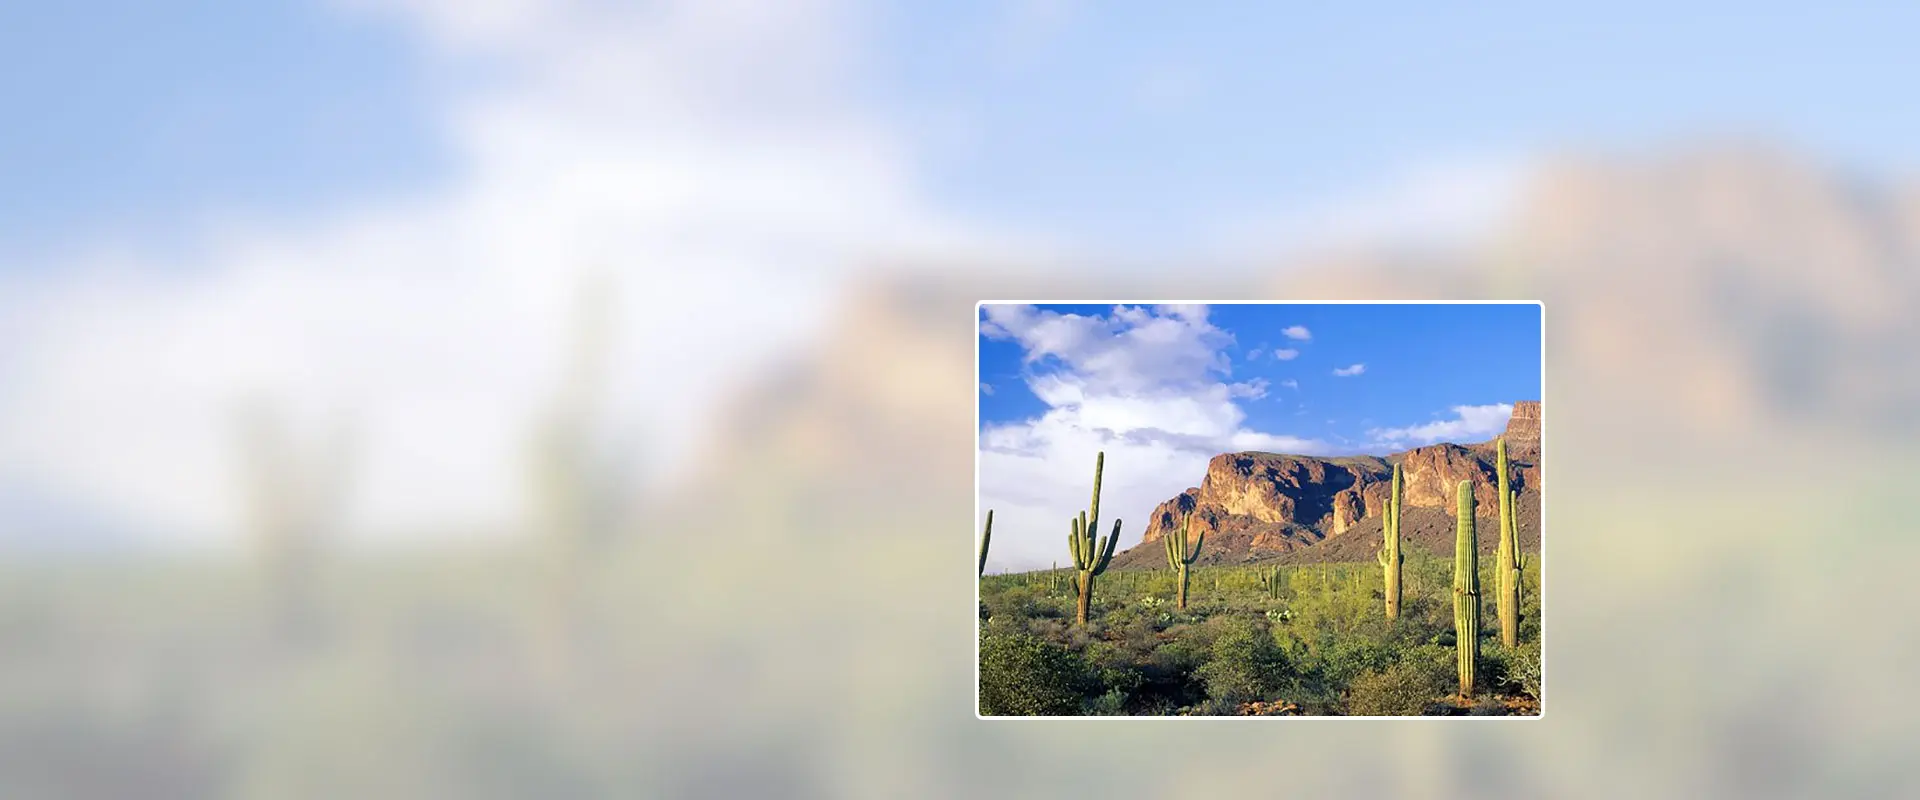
top-left (1108, 401), bottom-right (1541, 569)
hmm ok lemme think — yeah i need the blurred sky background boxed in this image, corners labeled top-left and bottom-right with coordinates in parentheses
top-left (2, 1), bottom-right (1919, 797)
top-left (4, 0), bottom-right (1916, 547)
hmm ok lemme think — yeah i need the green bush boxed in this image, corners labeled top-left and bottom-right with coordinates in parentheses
top-left (1347, 661), bottom-right (1445, 716)
top-left (1083, 688), bottom-right (1129, 716)
top-left (1317, 636), bottom-right (1398, 688)
top-left (982, 585), bottom-right (1067, 623)
top-left (1193, 620), bottom-right (1289, 705)
top-left (979, 631), bottom-right (1095, 716)
top-left (1487, 641), bottom-right (1541, 700)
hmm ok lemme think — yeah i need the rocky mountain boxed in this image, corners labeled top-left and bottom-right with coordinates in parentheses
top-left (1109, 402), bottom-right (1541, 569)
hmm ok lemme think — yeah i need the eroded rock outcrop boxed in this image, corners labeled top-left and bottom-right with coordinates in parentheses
top-left (1111, 401), bottom-right (1543, 568)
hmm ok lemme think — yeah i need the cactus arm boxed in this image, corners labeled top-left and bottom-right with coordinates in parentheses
top-left (979, 509), bottom-right (993, 577)
top-left (1092, 518), bottom-right (1121, 575)
top-left (1085, 451), bottom-right (1103, 537)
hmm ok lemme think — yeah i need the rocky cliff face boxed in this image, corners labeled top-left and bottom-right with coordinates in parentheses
top-left (1113, 401), bottom-right (1542, 568)
top-left (1504, 400), bottom-right (1542, 460)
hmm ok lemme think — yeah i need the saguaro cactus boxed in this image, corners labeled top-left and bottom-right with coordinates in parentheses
top-left (1162, 510), bottom-right (1205, 609)
top-left (1375, 463), bottom-right (1405, 619)
top-left (1068, 451), bottom-right (1121, 625)
top-left (1453, 480), bottom-right (1481, 698)
top-left (1495, 438), bottom-right (1526, 647)
top-left (978, 510), bottom-right (993, 578)
top-left (1259, 565), bottom-right (1281, 600)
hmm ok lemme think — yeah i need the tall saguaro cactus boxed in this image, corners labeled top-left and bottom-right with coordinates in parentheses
top-left (1068, 451), bottom-right (1121, 625)
top-left (1453, 480), bottom-right (1481, 698)
top-left (978, 510), bottom-right (993, 578)
top-left (1162, 510), bottom-right (1205, 609)
top-left (1375, 463), bottom-right (1405, 619)
top-left (1495, 439), bottom-right (1526, 647)
top-left (1259, 566), bottom-right (1281, 600)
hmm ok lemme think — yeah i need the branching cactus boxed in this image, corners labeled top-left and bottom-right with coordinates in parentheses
top-left (1453, 480), bottom-right (1481, 698)
top-left (1068, 451), bottom-right (1121, 625)
top-left (978, 509), bottom-right (993, 578)
top-left (1162, 510), bottom-right (1205, 609)
top-left (1259, 565), bottom-right (1281, 600)
top-left (1375, 463), bottom-right (1405, 619)
top-left (1496, 438), bottom-right (1523, 646)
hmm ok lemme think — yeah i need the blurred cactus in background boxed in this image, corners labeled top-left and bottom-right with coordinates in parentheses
top-left (234, 400), bottom-right (354, 645)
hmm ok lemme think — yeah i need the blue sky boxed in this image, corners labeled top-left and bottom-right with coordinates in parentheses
top-left (6, 2), bottom-right (1920, 264)
top-left (874, 2), bottom-right (1920, 246)
top-left (976, 302), bottom-right (1539, 572)
top-left (0, 1), bottom-right (1900, 548)
top-left (981, 303), bottom-right (1540, 451)
top-left (0, 1), bottom-right (447, 261)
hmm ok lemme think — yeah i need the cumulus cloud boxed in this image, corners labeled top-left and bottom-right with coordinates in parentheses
top-left (1368, 403), bottom-right (1514, 447)
top-left (1246, 347), bottom-right (1264, 360)
top-left (978, 304), bottom-right (1329, 572)
top-left (1282, 325), bottom-right (1311, 341)
top-left (1333, 363), bottom-right (1366, 376)
top-left (0, 0), bottom-right (998, 545)
top-left (1280, 379), bottom-right (1299, 390)
top-left (980, 382), bottom-right (994, 395)
top-left (1272, 348), bottom-right (1300, 360)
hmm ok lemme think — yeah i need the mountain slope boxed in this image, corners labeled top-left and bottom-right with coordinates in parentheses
top-left (1109, 401), bottom-right (1541, 569)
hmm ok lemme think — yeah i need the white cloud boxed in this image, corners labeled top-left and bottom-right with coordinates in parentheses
top-left (0, 0), bottom-right (1003, 546)
top-left (982, 304), bottom-right (1232, 395)
top-left (980, 382), bottom-right (994, 395)
top-left (1272, 348), bottom-right (1300, 360)
top-left (1228, 379), bottom-right (1269, 399)
top-left (1368, 403), bottom-right (1514, 447)
top-left (1246, 348), bottom-right (1264, 360)
top-left (1332, 363), bottom-right (1366, 376)
top-left (1281, 325), bottom-right (1311, 341)
top-left (1280, 379), bottom-right (1299, 390)
top-left (978, 304), bottom-right (1328, 572)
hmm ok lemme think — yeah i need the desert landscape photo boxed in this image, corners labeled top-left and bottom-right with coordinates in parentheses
top-left (977, 302), bottom-right (1542, 717)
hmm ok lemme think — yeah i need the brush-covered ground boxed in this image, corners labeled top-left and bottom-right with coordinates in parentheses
top-left (978, 554), bottom-right (1541, 717)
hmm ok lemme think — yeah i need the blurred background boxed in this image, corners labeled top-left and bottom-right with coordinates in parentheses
top-left (2, 0), bottom-right (1917, 796)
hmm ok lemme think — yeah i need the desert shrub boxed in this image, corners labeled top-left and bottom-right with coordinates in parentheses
top-left (1144, 631), bottom-right (1208, 681)
top-left (1185, 696), bottom-right (1240, 716)
top-left (979, 631), bottom-right (1095, 716)
top-left (1194, 620), bottom-right (1289, 704)
top-left (1487, 641), bottom-right (1541, 700)
top-left (1347, 661), bottom-right (1445, 716)
top-left (1023, 616), bottom-right (1070, 645)
top-left (1083, 688), bottom-right (1129, 716)
top-left (1316, 636), bottom-right (1398, 688)
top-left (1399, 643), bottom-right (1456, 678)
top-left (982, 585), bottom-right (1065, 623)
top-left (1082, 640), bottom-right (1144, 698)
